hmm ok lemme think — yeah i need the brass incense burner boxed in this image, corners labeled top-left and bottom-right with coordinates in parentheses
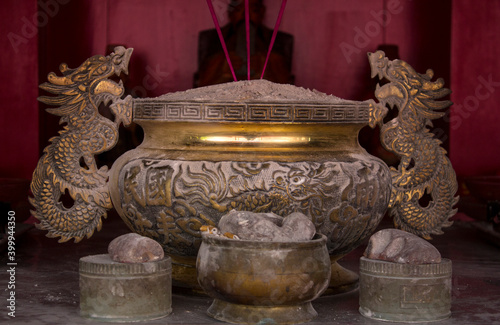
top-left (30, 47), bottom-right (458, 293)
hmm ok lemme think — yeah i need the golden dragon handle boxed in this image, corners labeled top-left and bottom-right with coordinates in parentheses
top-left (367, 51), bottom-right (459, 239)
top-left (30, 47), bottom-right (134, 242)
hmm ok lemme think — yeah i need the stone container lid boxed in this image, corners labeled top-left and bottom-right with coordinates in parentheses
top-left (360, 256), bottom-right (452, 277)
top-left (79, 254), bottom-right (171, 276)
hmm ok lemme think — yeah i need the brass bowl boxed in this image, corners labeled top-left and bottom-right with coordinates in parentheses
top-left (196, 233), bottom-right (331, 324)
top-left (108, 82), bottom-right (391, 293)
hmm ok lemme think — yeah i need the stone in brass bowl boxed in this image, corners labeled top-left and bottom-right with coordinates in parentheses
top-left (196, 233), bottom-right (331, 324)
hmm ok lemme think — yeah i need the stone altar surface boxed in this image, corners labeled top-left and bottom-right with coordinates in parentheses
top-left (2, 213), bottom-right (500, 325)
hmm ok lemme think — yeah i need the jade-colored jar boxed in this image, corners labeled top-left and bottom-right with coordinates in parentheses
top-left (79, 254), bottom-right (172, 322)
top-left (359, 257), bottom-right (452, 322)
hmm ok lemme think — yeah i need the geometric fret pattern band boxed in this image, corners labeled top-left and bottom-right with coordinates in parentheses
top-left (134, 101), bottom-right (370, 123)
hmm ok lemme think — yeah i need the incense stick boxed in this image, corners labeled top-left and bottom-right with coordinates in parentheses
top-left (206, 0), bottom-right (238, 82)
top-left (260, 0), bottom-right (288, 80)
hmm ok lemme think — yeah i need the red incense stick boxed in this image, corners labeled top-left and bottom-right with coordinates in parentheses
top-left (206, 0), bottom-right (238, 82)
top-left (260, 0), bottom-right (287, 79)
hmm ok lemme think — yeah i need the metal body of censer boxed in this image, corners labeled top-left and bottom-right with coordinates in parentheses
top-left (30, 47), bottom-right (458, 293)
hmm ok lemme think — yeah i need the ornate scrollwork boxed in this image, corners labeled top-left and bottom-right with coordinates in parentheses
top-left (368, 50), bottom-right (459, 239)
top-left (30, 46), bottom-right (134, 242)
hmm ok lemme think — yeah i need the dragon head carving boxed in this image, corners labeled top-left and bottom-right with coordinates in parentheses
top-left (368, 50), bottom-right (452, 126)
top-left (40, 46), bottom-right (133, 118)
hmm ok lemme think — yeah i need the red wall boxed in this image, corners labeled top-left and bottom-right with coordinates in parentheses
top-left (0, 1), bottom-right (39, 179)
top-left (39, 0), bottom-right (452, 98)
top-left (1, 0), bottom-right (498, 180)
top-left (266, 0), bottom-right (451, 100)
top-left (450, 0), bottom-right (500, 176)
top-left (37, 0), bottom-right (452, 153)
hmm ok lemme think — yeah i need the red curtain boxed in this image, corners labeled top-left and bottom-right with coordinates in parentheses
top-left (0, 1), bottom-right (39, 179)
top-left (450, 0), bottom-right (500, 176)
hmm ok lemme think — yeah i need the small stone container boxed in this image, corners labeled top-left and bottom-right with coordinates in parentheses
top-left (79, 254), bottom-right (172, 322)
top-left (359, 257), bottom-right (452, 322)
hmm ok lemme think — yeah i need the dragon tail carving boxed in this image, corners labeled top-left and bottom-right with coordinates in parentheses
top-left (30, 47), bottom-right (134, 242)
top-left (367, 51), bottom-right (459, 239)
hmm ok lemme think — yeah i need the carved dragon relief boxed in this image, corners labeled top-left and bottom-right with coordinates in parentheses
top-left (367, 50), bottom-right (459, 239)
top-left (116, 159), bottom-right (390, 256)
top-left (30, 46), bottom-right (134, 242)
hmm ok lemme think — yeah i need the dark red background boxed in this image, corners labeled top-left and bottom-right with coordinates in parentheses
top-left (2, 0), bottom-right (499, 180)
